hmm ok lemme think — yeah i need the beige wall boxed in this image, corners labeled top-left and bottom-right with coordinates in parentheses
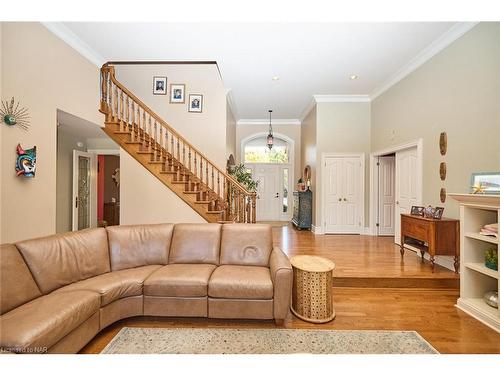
top-left (114, 64), bottom-right (227, 170)
top-left (0, 22), bottom-right (101, 243)
top-left (314, 102), bottom-right (371, 227)
top-left (301, 106), bottom-right (317, 223)
top-left (120, 150), bottom-right (205, 225)
top-left (55, 129), bottom-right (88, 233)
top-left (371, 22), bottom-right (500, 219)
top-left (236, 123), bottom-right (302, 188)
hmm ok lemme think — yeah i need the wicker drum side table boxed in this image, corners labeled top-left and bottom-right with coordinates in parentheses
top-left (290, 255), bottom-right (336, 323)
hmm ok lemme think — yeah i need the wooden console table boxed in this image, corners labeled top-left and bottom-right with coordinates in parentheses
top-left (400, 214), bottom-right (459, 273)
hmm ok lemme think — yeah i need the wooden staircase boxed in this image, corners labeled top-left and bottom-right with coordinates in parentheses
top-left (99, 64), bottom-right (256, 223)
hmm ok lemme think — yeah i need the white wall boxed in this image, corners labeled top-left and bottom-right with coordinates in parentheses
top-left (0, 22), bottom-right (101, 243)
top-left (371, 22), bottom-right (500, 219)
top-left (226, 102), bottom-right (236, 161)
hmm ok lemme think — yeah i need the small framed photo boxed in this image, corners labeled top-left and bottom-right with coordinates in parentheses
top-left (433, 207), bottom-right (445, 220)
top-left (169, 84), bottom-right (186, 104)
top-left (410, 206), bottom-right (425, 216)
top-left (188, 94), bottom-right (203, 113)
top-left (153, 76), bottom-right (167, 95)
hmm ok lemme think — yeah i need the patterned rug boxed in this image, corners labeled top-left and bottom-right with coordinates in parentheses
top-left (101, 328), bottom-right (438, 354)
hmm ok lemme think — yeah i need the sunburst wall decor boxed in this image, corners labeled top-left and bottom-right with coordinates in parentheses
top-left (1, 97), bottom-right (30, 131)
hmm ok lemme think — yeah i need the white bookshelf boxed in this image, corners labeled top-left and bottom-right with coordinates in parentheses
top-left (449, 194), bottom-right (499, 333)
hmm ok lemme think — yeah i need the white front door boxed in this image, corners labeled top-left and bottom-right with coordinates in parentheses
top-left (324, 156), bottom-right (362, 234)
top-left (254, 165), bottom-right (281, 221)
top-left (72, 150), bottom-right (96, 231)
top-left (395, 147), bottom-right (419, 244)
top-left (378, 156), bottom-right (395, 236)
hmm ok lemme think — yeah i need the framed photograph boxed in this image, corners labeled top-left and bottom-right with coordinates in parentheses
top-left (169, 84), bottom-right (186, 103)
top-left (188, 94), bottom-right (203, 113)
top-left (153, 76), bottom-right (167, 95)
top-left (470, 172), bottom-right (500, 195)
top-left (410, 206), bottom-right (425, 216)
top-left (433, 207), bottom-right (445, 220)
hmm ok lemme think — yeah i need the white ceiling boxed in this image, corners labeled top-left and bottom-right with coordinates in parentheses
top-left (57, 22), bottom-right (474, 121)
top-left (57, 109), bottom-right (106, 139)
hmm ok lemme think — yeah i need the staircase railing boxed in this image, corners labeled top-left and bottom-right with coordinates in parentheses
top-left (99, 64), bottom-right (256, 223)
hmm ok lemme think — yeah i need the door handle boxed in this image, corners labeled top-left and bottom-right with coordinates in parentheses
top-left (343, 198), bottom-right (347, 201)
top-left (396, 201), bottom-right (400, 205)
top-left (338, 198), bottom-right (342, 201)
top-left (75, 197), bottom-right (78, 208)
top-left (275, 193), bottom-right (280, 198)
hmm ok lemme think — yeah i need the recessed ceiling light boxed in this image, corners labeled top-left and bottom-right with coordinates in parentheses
top-left (272, 76), bottom-right (280, 81)
top-left (349, 75), bottom-right (359, 80)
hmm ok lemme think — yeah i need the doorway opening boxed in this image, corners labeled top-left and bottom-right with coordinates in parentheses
top-left (370, 139), bottom-right (423, 243)
top-left (241, 133), bottom-right (294, 222)
top-left (56, 110), bottom-right (120, 233)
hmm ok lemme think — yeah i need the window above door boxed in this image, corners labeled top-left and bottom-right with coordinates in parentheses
top-left (243, 136), bottom-right (289, 163)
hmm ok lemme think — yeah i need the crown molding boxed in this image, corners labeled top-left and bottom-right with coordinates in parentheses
top-left (370, 22), bottom-right (479, 100)
top-left (313, 95), bottom-right (371, 103)
top-left (237, 119), bottom-right (301, 126)
top-left (42, 22), bottom-right (105, 67)
top-left (299, 97), bottom-right (317, 122)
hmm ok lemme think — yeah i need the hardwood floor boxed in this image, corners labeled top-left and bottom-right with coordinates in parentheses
top-left (80, 225), bottom-right (499, 354)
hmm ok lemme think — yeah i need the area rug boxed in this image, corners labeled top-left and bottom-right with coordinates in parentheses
top-left (101, 328), bottom-right (438, 354)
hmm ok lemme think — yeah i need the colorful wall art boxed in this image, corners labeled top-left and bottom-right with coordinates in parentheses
top-left (16, 143), bottom-right (36, 178)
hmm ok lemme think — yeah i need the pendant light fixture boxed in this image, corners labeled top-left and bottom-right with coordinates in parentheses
top-left (267, 109), bottom-right (274, 150)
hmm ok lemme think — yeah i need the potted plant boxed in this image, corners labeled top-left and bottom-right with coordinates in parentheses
top-left (485, 248), bottom-right (498, 271)
top-left (228, 163), bottom-right (258, 192)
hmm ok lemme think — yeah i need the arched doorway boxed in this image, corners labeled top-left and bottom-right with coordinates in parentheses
top-left (241, 133), bottom-right (294, 222)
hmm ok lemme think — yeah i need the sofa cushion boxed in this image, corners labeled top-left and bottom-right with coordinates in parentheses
top-left (208, 265), bottom-right (273, 299)
top-left (107, 224), bottom-right (174, 271)
top-left (53, 265), bottom-right (161, 307)
top-left (0, 244), bottom-right (42, 315)
top-left (15, 228), bottom-right (110, 294)
top-left (169, 224), bottom-right (221, 265)
top-left (144, 264), bottom-right (216, 297)
top-left (220, 224), bottom-right (272, 267)
top-left (0, 290), bottom-right (100, 352)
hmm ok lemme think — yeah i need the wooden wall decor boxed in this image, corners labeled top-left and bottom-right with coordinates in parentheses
top-left (439, 162), bottom-right (447, 181)
top-left (439, 132), bottom-right (447, 155)
top-left (440, 188), bottom-right (447, 203)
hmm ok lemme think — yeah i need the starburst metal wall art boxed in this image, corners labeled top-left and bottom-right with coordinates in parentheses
top-left (1, 97), bottom-right (30, 130)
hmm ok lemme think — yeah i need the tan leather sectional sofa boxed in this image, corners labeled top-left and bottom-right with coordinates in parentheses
top-left (0, 223), bottom-right (292, 354)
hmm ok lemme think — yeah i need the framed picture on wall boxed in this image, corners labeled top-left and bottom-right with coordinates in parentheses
top-left (188, 94), bottom-right (203, 113)
top-left (153, 76), bottom-right (167, 95)
top-left (169, 84), bottom-right (186, 104)
top-left (470, 172), bottom-right (500, 195)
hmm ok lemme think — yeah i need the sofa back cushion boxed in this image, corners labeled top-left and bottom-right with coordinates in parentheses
top-left (0, 244), bottom-right (42, 315)
top-left (15, 228), bottom-right (110, 294)
top-left (220, 224), bottom-right (272, 267)
top-left (107, 224), bottom-right (174, 271)
top-left (169, 224), bottom-right (221, 265)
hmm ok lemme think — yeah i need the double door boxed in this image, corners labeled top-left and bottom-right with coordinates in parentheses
top-left (324, 156), bottom-right (363, 234)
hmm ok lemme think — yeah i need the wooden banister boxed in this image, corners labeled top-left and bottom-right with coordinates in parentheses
top-left (100, 63), bottom-right (256, 223)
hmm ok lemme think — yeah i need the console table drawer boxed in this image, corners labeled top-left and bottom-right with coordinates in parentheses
top-left (401, 218), bottom-right (428, 241)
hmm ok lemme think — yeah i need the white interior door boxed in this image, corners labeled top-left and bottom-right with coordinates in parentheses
top-left (378, 156), bottom-right (395, 236)
top-left (324, 156), bottom-right (362, 234)
top-left (394, 147), bottom-right (419, 244)
top-left (324, 158), bottom-right (343, 233)
top-left (254, 165), bottom-right (281, 221)
top-left (72, 150), bottom-right (96, 231)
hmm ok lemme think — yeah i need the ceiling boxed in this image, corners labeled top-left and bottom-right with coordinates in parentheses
top-left (57, 22), bottom-right (472, 121)
top-left (57, 109), bottom-right (107, 139)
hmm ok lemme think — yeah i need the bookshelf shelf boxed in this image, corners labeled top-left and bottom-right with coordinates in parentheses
top-left (449, 194), bottom-right (500, 333)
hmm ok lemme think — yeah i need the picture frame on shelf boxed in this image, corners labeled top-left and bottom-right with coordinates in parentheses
top-left (153, 76), bottom-right (167, 95)
top-left (188, 94), bottom-right (203, 113)
top-left (410, 205), bottom-right (424, 216)
top-left (470, 172), bottom-right (500, 195)
top-left (169, 83), bottom-right (186, 104)
top-left (432, 207), bottom-right (444, 220)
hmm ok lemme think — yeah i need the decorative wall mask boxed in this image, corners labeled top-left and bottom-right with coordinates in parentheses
top-left (1, 97), bottom-right (30, 131)
top-left (439, 132), bottom-right (447, 156)
top-left (439, 162), bottom-right (447, 181)
top-left (16, 143), bottom-right (36, 178)
top-left (112, 168), bottom-right (120, 187)
top-left (440, 188), bottom-right (447, 203)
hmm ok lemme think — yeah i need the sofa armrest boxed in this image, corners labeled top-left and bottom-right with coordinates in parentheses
top-left (269, 247), bottom-right (292, 321)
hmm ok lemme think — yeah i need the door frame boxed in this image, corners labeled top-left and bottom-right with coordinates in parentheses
top-left (321, 152), bottom-right (365, 235)
top-left (369, 139), bottom-right (423, 236)
top-left (240, 131), bottom-right (295, 222)
top-left (72, 150), bottom-right (98, 231)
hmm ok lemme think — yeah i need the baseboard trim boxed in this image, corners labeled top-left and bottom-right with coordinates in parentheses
top-left (312, 225), bottom-right (324, 235)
